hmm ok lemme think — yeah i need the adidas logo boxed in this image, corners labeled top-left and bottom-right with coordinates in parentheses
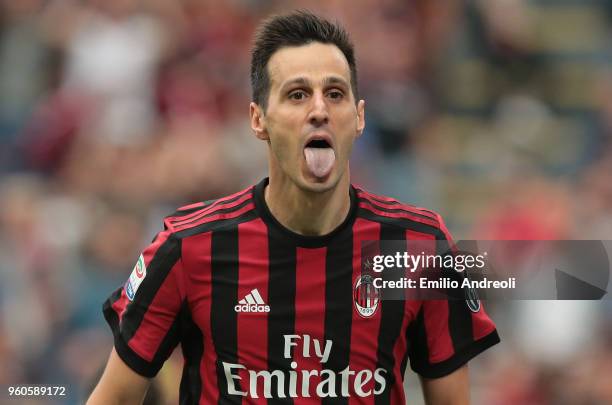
top-left (234, 288), bottom-right (270, 313)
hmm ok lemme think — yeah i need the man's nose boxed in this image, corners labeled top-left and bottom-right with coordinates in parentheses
top-left (308, 92), bottom-right (329, 126)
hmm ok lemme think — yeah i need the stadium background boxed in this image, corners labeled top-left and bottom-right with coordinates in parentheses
top-left (1, 0), bottom-right (611, 403)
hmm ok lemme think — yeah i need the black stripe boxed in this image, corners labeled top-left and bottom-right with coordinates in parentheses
top-left (322, 232), bottom-right (354, 405)
top-left (399, 351), bottom-right (409, 380)
top-left (175, 209), bottom-right (258, 239)
top-left (169, 188), bottom-right (253, 224)
top-left (441, 238), bottom-right (478, 375)
top-left (357, 193), bottom-right (438, 219)
top-left (437, 236), bottom-right (475, 356)
top-left (417, 208), bottom-right (439, 219)
top-left (449, 298), bottom-right (475, 351)
top-left (210, 226), bottom-right (241, 405)
top-left (355, 190), bottom-right (437, 217)
top-left (167, 203), bottom-right (209, 220)
top-left (267, 227), bottom-right (296, 405)
top-left (173, 198), bottom-right (254, 229)
top-left (375, 224), bottom-right (407, 405)
top-left (356, 193), bottom-right (401, 206)
top-left (405, 307), bottom-right (429, 377)
top-left (121, 236), bottom-right (182, 343)
top-left (358, 208), bottom-right (444, 239)
top-left (179, 303), bottom-right (204, 405)
top-left (412, 330), bottom-right (500, 379)
top-left (357, 198), bottom-right (439, 222)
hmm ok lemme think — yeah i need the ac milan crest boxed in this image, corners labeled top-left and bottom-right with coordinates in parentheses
top-left (353, 275), bottom-right (380, 318)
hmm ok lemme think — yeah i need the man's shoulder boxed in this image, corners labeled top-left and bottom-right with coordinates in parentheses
top-left (353, 185), bottom-right (451, 237)
top-left (162, 185), bottom-right (259, 237)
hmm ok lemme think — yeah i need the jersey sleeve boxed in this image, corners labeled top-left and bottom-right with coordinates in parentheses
top-left (102, 224), bottom-right (186, 378)
top-left (406, 214), bottom-right (500, 378)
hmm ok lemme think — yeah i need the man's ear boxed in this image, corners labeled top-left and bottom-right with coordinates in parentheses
top-left (356, 99), bottom-right (365, 137)
top-left (250, 102), bottom-right (269, 141)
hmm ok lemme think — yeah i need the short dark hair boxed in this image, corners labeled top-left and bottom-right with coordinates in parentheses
top-left (251, 10), bottom-right (358, 109)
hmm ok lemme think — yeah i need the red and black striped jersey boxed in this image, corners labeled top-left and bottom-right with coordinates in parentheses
top-left (103, 178), bottom-right (499, 404)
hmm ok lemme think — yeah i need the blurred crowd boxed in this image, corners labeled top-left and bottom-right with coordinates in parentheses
top-left (1, 0), bottom-right (612, 403)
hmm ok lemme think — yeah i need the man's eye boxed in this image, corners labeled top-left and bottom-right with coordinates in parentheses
top-left (289, 91), bottom-right (306, 100)
top-left (328, 90), bottom-right (344, 99)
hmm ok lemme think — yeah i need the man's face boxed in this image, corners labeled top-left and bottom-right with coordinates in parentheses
top-left (250, 42), bottom-right (365, 193)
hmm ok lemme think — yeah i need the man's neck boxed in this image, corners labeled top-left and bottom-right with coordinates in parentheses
top-left (264, 175), bottom-right (351, 236)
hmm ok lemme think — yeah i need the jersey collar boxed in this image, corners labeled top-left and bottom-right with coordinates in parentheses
top-left (253, 177), bottom-right (358, 248)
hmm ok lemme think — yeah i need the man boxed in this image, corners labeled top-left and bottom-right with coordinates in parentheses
top-left (88, 11), bottom-right (499, 404)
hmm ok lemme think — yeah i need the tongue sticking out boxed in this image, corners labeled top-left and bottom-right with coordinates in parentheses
top-left (304, 147), bottom-right (335, 178)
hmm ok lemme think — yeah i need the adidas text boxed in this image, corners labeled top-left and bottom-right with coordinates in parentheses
top-left (235, 304), bottom-right (270, 313)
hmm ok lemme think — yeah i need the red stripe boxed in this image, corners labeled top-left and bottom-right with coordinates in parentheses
top-left (294, 247), bottom-right (327, 402)
top-left (127, 260), bottom-right (184, 362)
top-left (357, 195), bottom-right (438, 221)
top-left (168, 203), bottom-right (216, 224)
top-left (236, 219), bottom-right (269, 404)
top-left (169, 186), bottom-right (253, 224)
top-left (182, 231), bottom-right (219, 404)
top-left (424, 300), bottom-right (454, 363)
top-left (111, 290), bottom-right (129, 321)
top-left (416, 216), bottom-right (457, 364)
top-left (356, 190), bottom-right (438, 220)
top-left (348, 218), bottom-right (381, 404)
top-left (176, 201), bottom-right (206, 212)
top-left (358, 203), bottom-right (439, 228)
top-left (354, 186), bottom-right (405, 204)
top-left (168, 186), bottom-right (252, 224)
top-left (436, 213), bottom-right (458, 253)
top-left (354, 189), bottom-right (398, 204)
top-left (387, 229), bottom-right (435, 404)
top-left (171, 192), bottom-right (253, 227)
top-left (405, 230), bottom-right (436, 301)
top-left (472, 305), bottom-right (497, 340)
top-left (173, 202), bottom-right (255, 232)
top-left (390, 299), bottom-right (410, 405)
top-left (406, 229), bottom-right (436, 258)
top-left (406, 230), bottom-right (436, 241)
